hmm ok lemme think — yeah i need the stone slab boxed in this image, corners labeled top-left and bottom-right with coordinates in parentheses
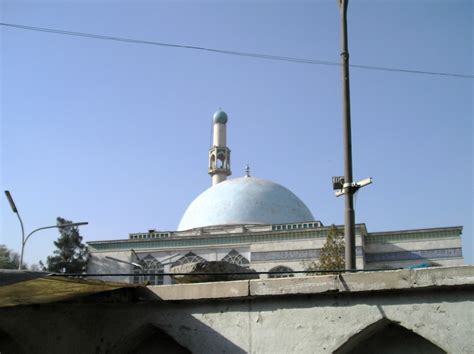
top-left (250, 275), bottom-right (338, 296)
top-left (147, 266), bottom-right (474, 301)
top-left (412, 265), bottom-right (474, 288)
top-left (335, 269), bottom-right (413, 292)
top-left (148, 279), bottom-right (249, 300)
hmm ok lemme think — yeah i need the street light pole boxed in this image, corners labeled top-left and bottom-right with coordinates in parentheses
top-left (338, 0), bottom-right (356, 269)
top-left (4, 191), bottom-right (88, 270)
top-left (19, 223), bottom-right (88, 270)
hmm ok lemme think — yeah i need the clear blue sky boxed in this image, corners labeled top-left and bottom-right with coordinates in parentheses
top-left (1, 0), bottom-right (472, 266)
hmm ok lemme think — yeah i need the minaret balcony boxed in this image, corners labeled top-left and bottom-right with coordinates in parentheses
top-left (208, 167), bottom-right (232, 176)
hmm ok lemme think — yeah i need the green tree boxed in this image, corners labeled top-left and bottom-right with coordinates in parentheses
top-left (29, 263), bottom-right (42, 271)
top-left (0, 244), bottom-right (22, 269)
top-left (44, 217), bottom-right (88, 273)
top-left (305, 225), bottom-right (345, 274)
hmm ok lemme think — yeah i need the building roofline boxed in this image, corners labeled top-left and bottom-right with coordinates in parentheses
top-left (87, 223), bottom-right (367, 246)
top-left (367, 225), bottom-right (463, 237)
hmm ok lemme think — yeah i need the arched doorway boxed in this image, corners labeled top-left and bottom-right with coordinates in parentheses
top-left (115, 324), bottom-right (190, 354)
top-left (334, 318), bottom-right (446, 354)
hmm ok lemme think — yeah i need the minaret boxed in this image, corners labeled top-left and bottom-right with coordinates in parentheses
top-left (209, 110), bottom-right (231, 185)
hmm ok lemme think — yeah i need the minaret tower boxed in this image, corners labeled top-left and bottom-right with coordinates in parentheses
top-left (209, 110), bottom-right (231, 185)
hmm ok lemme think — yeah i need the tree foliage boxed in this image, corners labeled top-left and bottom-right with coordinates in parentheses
top-left (305, 225), bottom-right (345, 274)
top-left (0, 244), bottom-right (22, 269)
top-left (44, 217), bottom-right (88, 273)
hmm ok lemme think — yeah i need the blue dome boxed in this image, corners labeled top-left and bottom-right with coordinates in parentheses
top-left (177, 177), bottom-right (314, 231)
top-left (213, 110), bottom-right (228, 124)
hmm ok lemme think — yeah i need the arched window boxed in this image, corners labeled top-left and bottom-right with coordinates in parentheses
top-left (132, 254), bottom-right (164, 285)
top-left (222, 249), bottom-right (250, 268)
top-left (334, 318), bottom-right (446, 354)
top-left (210, 154), bottom-right (216, 169)
top-left (217, 152), bottom-right (226, 168)
top-left (268, 266), bottom-right (294, 278)
top-left (172, 252), bottom-right (206, 267)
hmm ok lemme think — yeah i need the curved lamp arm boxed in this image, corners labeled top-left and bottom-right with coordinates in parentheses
top-left (24, 222), bottom-right (88, 244)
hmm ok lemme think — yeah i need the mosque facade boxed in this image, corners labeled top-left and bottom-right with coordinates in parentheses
top-left (87, 110), bottom-right (464, 284)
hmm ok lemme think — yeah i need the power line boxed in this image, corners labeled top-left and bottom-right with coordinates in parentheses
top-left (1, 22), bottom-right (472, 79)
top-left (50, 268), bottom-right (394, 277)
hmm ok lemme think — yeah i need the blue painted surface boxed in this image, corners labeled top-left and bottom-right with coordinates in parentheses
top-left (178, 177), bottom-right (315, 231)
top-left (213, 110), bottom-right (228, 124)
top-left (406, 262), bottom-right (432, 269)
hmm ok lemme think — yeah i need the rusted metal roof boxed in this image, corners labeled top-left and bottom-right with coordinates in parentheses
top-left (0, 270), bottom-right (135, 308)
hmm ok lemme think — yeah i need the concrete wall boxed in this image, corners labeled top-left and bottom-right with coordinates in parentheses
top-left (1, 266), bottom-right (472, 354)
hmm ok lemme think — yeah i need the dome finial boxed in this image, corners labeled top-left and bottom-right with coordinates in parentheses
top-left (213, 109), bottom-right (228, 124)
top-left (245, 164), bottom-right (251, 178)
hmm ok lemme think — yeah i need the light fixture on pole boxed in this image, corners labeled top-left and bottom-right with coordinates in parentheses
top-left (4, 191), bottom-right (25, 269)
top-left (333, 177), bottom-right (372, 198)
top-left (4, 190), bottom-right (88, 270)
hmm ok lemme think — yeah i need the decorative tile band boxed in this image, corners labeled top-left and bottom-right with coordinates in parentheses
top-left (252, 246), bottom-right (364, 262)
top-left (365, 247), bottom-right (463, 262)
top-left (88, 228), bottom-right (335, 252)
top-left (128, 221), bottom-right (324, 240)
top-left (252, 249), bottom-right (320, 262)
top-left (365, 228), bottom-right (462, 244)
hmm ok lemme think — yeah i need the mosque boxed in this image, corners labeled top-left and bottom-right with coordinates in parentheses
top-left (87, 110), bottom-right (464, 284)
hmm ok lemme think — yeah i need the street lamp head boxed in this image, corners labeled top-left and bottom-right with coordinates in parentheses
top-left (4, 190), bottom-right (18, 213)
top-left (131, 262), bottom-right (144, 269)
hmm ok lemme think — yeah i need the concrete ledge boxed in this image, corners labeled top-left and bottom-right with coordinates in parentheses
top-left (249, 270), bottom-right (413, 296)
top-left (412, 266), bottom-right (474, 288)
top-left (146, 266), bottom-right (474, 301)
top-left (250, 275), bottom-right (338, 296)
top-left (334, 269), bottom-right (413, 292)
top-left (148, 279), bottom-right (249, 300)
top-left (250, 266), bottom-right (474, 297)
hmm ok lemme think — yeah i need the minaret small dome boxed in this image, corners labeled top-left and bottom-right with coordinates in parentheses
top-left (213, 110), bottom-right (228, 124)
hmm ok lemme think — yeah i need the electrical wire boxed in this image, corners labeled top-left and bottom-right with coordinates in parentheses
top-left (1, 22), bottom-right (472, 79)
top-left (50, 268), bottom-right (395, 277)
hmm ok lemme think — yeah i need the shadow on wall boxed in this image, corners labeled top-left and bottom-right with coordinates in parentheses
top-left (113, 323), bottom-right (190, 354)
top-left (0, 289), bottom-right (248, 354)
top-left (334, 318), bottom-right (446, 354)
top-left (111, 304), bottom-right (247, 354)
top-left (0, 328), bottom-right (25, 354)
